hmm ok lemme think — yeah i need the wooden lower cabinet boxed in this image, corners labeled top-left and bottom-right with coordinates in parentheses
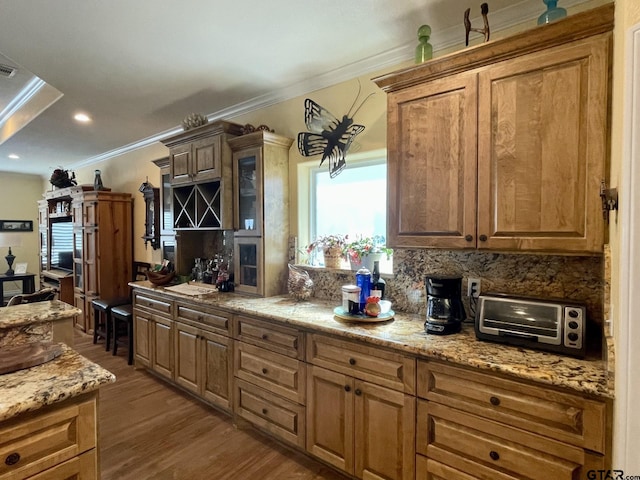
top-left (134, 308), bottom-right (174, 379)
top-left (306, 365), bottom-right (415, 480)
top-left (0, 392), bottom-right (98, 480)
top-left (175, 320), bottom-right (232, 411)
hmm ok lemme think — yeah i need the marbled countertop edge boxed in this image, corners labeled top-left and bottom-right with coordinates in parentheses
top-left (0, 300), bottom-right (81, 329)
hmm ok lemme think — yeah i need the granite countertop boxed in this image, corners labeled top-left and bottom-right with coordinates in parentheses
top-left (132, 281), bottom-right (613, 399)
top-left (0, 300), bottom-right (81, 329)
top-left (0, 343), bottom-right (115, 422)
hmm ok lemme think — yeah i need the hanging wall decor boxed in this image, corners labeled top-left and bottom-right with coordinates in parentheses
top-left (297, 84), bottom-right (373, 178)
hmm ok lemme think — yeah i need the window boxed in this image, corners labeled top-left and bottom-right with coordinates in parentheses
top-left (297, 148), bottom-right (390, 270)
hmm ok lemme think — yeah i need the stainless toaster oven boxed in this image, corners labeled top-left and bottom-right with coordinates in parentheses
top-left (475, 294), bottom-right (586, 357)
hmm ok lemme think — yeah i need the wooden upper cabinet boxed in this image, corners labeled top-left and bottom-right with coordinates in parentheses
top-left (387, 73), bottom-right (477, 249)
top-left (477, 35), bottom-right (609, 252)
top-left (374, 4), bottom-right (613, 254)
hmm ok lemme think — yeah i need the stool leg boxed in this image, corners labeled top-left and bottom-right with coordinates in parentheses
top-left (93, 308), bottom-right (100, 344)
top-left (112, 316), bottom-right (118, 356)
top-left (105, 311), bottom-right (112, 352)
top-left (127, 318), bottom-right (134, 365)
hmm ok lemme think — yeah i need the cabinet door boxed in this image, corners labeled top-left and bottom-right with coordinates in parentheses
top-left (153, 317), bottom-right (174, 379)
top-left (174, 321), bottom-right (200, 394)
top-left (233, 147), bottom-right (262, 236)
top-left (170, 144), bottom-right (192, 185)
top-left (306, 366), bottom-right (354, 475)
top-left (477, 35), bottom-right (609, 253)
top-left (134, 310), bottom-right (152, 368)
top-left (82, 200), bottom-right (98, 228)
top-left (192, 135), bottom-right (222, 182)
top-left (353, 381), bottom-right (415, 480)
top-left (73, 293), bottom-right (86, 332)
top-left (386, 73), bottom-right (477, 248)
top-left (201, 329), bottom-right (231, 410)
top-left (83, 227), bottom-right (99, 296)
top-left (234, 237), bottom-right (263, 296)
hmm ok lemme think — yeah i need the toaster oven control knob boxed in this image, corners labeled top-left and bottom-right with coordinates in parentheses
top-left (568, 309), bottom-right (579, 318)
top-left (568, 332), bottom-right (579, 342)
top-left (568, 321), bottom-right (579, 329)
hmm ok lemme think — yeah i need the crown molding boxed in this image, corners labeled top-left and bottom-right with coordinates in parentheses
top-left (68, 0), bottom-right (589, 170)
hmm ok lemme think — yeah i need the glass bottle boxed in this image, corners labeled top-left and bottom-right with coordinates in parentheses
top-left (371, 260), bottom-right (386, 299)
top-left (415, 25), bottom-right (433, 64)
top-left (355, 267), bottom-right (371, 313)
top-left (93, 169), bottom-right (104, 191)
top-left (537, 0), bottom-right (567, 25)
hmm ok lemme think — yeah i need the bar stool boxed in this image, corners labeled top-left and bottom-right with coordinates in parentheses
top-left (92, 296), bottom-right (129, 351)
top-left (111, 304), bottom-right (134, 365)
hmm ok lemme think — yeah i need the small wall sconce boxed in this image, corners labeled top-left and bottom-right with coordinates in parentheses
top-left (139, 180), bottom-right (160, 250)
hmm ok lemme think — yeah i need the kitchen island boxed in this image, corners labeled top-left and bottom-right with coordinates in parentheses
top-left (131, 281), bottom-right (613, 480)
top-left (0, 301), bottom-right (116, 479)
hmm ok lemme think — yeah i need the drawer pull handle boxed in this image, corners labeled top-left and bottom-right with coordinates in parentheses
top-left (489, 451), bottom-right (500, 461)
top-left (349, 358), bottom-right (356, 365)
top-left (262, 334), bottom-right (268, 340)
top-left (262, 408), bottom-right (268, 415)
top-left (344, 385), bottom-right (351, 392)
top-left (489, 396), bottom-right (501, 406)
top-left (5, 452), bottom-right (20, 466)
top-left (355, 389), bottom-right (362, 396)
top-left (262, 368), bottom-right (268, 375)
top-left (479, 234), bottom-right (488, 242)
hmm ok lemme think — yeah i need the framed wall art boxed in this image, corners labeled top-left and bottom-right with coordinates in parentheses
top-left (0, 220), bottom-right (33, 232)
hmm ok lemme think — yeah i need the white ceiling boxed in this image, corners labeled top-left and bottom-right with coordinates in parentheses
top-left (0, 0), bottom-right (587, 177)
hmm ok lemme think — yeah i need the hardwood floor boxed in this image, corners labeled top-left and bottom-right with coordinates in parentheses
top-left (74, 332), bottom-right (349, 480)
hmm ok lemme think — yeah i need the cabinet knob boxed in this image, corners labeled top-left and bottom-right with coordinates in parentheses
top-left (479, 234), bottom-right (488, 242)
top-left (262, 408), bottom-right (268, 415)
top-left (5, 452), bottom-right (20, 466)
top-left (344, 385), bottom-right (351, 392)
top-left (348, 358), bottom-right (356, 365)
top-left (262, 334), bottom-right (268, 340)
top-left (262, 368), bottom-right (268, 375)
top-left (465, 234), bottom-right (473, 242)
top-left (489, 396), bottom-right (501, 406)
top-left (489, 451), bottom-right (500, 461)
top-left (355, 389), bottom-right (362, 396)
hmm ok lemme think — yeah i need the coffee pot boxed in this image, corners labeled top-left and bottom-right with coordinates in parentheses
top-left (425, 275), bottom-right (466, 335)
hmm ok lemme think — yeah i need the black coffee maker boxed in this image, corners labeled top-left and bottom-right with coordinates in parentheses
top-left (425, 275), bottom-right (466, 335)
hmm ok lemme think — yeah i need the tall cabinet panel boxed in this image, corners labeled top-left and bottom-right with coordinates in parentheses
top-left (228, 131), bottom-right (293, 297)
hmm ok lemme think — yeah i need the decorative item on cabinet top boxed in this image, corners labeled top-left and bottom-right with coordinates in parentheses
top-left (181, 113), bottom-right (208, 131)
top-left (415, 24), bottom-right (433, 63)
top-left (241, 124), bottom-right (274, 135)
top-left (49, 168), bottom-right (76, 188)
top-left (538, 0), bottom-right (567, 25)
top-left (464, 2), bottom-right (490, 46)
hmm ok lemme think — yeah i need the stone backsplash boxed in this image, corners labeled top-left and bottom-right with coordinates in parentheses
top-left (298, 248), bottom-right (604, 326)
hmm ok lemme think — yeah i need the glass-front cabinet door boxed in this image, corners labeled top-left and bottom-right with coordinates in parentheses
top-left (233, 147), bottom-right (262, 236)
top-left (73, 227), bottom-right (84, 292)
top-left (234, 237), bottom-right (262, 296)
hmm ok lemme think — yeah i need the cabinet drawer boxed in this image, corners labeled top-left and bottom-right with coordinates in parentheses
top-left (307, 333), bottom-right (415, 394)
top-left (28, 449), bottom-right (96, 480)
top-left (417, 360), bottom-right (608, 452)
top-left (416, 455), bottom-right (506, 480)
top-left (234, 342), bottom-right (305, 404)
top-left (134, 292), bottom-right (173, 317)
top-left (417, 401), bottom-right (604, 480)
top-left (0, 394), bottom-right (96, 480)
top-left (176, 301), bottom-right (229, 334)
top-left (234, 378), bottom-right (305, 448)
top-left (234, 315), bottom-right (303, 359)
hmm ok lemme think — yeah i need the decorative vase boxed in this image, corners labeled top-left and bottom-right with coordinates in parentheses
top-left (360, 252), bottom-right (383, 273)
top-left (323, 246), bottom-right (343, 269)
top-left (93, 169), bottom-right (104, 191)
top-left (415, 25), bottom-right (433, 64)
top-left (537, 0), bottom-right (567, 25)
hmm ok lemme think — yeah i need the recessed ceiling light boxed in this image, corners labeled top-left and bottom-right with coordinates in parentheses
top-left (74, 113), bottom-right (91, 123)
top-left (8, 154), bottom-right (19, 159)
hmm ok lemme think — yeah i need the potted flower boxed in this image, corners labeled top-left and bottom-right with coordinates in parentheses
top-left (343, 235), bottom-right (393, 271)
top-left (306, 234), bottom-right (348, 269)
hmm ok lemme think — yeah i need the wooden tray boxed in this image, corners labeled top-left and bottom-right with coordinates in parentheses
top-left (333, 306), bottom-right (395, 323)
top-left (0, 342), bottom-right (63, 375)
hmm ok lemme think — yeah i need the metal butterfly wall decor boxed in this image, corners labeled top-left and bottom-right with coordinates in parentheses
top-left (297, 85), bottom-right (374, 178)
